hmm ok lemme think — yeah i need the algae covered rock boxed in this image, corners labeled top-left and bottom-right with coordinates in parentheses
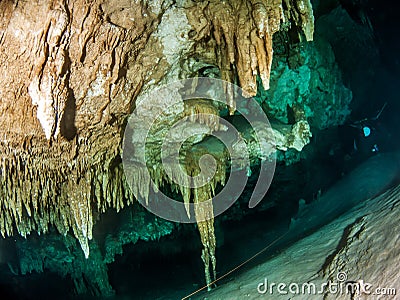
top-left (256, 36), bottom-right (352, 130)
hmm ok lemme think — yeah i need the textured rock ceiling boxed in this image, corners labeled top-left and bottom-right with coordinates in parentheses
top-left (0, 0), bottom-right (317, 287)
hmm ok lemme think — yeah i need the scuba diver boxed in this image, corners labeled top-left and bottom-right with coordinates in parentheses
top-left (349, 102), bottom-right (388, 157)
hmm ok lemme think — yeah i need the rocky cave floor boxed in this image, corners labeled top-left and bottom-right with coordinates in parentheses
top-left (192, 172), bottom-right (400, 300)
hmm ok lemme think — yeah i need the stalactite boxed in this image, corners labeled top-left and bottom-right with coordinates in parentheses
top-left (184, 150), bottom-right (226, 289)
top-left (283, 0), bottom-right (315, 41)
top-left (0, 135), bottom-right (129, 258)
top-left (184, 99), bottom-right (222, 132)
top-left (123, 139), bottom-right (225, 288)
top-left (0, 0), bottom-right (315, 278)
top-left (194, 189), bottom-right (217, 291)
top-left (0, 0), bottom-right (156, 259)
top-left (186, 0), bottom-right (315, 100)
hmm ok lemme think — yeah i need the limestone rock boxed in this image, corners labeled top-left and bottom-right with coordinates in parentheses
top-left (0, 1), bottom-right (319, 292)
top-left (255, 36), bottom-right (352, 130)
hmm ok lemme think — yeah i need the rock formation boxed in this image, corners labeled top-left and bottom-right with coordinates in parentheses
top-left (0, 0), bottom-right (353, 295)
